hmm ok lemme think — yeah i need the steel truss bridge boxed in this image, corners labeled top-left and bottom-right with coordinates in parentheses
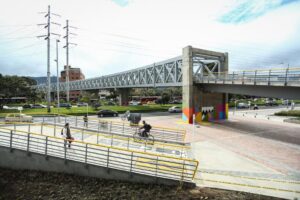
top-left (35, 50), bottom-right (300, 99)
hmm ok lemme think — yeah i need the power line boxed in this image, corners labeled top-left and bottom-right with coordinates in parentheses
top-left (0, 41), bottom-right (44, 57)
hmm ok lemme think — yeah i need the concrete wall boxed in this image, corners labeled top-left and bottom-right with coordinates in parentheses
top-left (182, 46), bottom-right (228, 124)
top-left (0, 146), bottom-right (193, 187)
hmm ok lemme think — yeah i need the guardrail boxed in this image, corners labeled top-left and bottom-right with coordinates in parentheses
top-left (0, 128), bottom-right (198, 182)
top-left (34, 116), bottom-right (186, 143)
top-left (195, 67), bottom-right (300, 86)
top-left (1, 122), bottom-right (190, 157)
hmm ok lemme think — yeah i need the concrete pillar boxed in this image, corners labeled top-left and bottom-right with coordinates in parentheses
top-left (182, 46), bottom-right (194, 124)
top-left (182, 46), bottom-right (229, 124)
top-left (118, 88), bottom-right (130, 106)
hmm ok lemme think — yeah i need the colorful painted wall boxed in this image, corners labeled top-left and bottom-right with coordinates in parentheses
top-left (182, 103), bottom-right (228, 123)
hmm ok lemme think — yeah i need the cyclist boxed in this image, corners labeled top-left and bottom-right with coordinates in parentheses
top-left (139, 120), bottom-right (152, 138)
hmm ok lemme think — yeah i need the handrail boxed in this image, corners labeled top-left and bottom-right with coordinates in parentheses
top-left (0, 127), bottom-right (191, 161)
top-left (0, 128), bottom-right (199, 181)
top-left (34, 116), bottom-right (186, 143)
top-left (1, 122), bottom-right (190, 159)
top-left (195, 67), bottom-right (300, 74)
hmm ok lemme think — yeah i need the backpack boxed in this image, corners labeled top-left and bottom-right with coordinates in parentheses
top-left (146, 124), bottom-right (152, 130)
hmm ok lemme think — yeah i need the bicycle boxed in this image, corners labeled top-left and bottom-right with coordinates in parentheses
top-left (133, 128), bottom-right (154, 145)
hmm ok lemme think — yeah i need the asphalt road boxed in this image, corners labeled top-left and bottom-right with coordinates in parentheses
top-left (213, 117), bottom-right (300, 145)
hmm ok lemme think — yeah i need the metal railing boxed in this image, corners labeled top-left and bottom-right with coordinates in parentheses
top-left (34, 116), bottom-right (186, 143)
top-left (0, 128), bottom-right (198, 182)
top-left (195, 67), bottom-right (300, 86)
top-left (1, 122), bottom-right (190, 157)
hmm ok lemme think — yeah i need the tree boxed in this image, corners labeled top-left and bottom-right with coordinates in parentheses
top-left (0, 75), bottom-right (38, 100)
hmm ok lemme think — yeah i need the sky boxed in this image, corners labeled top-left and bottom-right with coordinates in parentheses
top-left (0, 0), bottom-right (299, 78)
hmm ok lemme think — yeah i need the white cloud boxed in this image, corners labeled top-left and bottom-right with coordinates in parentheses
top-left (0, 0), bottom-right (299, 78)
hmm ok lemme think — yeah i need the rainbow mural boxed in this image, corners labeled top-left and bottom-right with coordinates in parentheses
top-left (182, 103), bottom-right (228, 124)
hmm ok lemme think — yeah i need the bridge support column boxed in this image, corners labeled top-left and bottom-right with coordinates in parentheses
top-left (118, 88), bottom-right (130, 106)
top-left (182, 46), bottom-right (228, 124)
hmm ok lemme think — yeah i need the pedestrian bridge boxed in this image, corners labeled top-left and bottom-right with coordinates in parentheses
top-left (34, 46), bottom-right (300, 123)
top-left (35, 57), bottom-right (300, 93)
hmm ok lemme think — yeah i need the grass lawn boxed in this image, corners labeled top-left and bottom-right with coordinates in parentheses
top-left (274, 110), bottom-right (300, 117)
top-left (0, 104), bottom-right (179, 117)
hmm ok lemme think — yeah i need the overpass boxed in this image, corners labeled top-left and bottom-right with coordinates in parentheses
top-left (35, 46), bottom-right (300, 123)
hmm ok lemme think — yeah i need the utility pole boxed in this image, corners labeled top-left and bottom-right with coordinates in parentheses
top-left (63, 20), bottom-right (77, 103)
top-left (37, 5), bottom-right (61, 113)
top-left (55, 39), bottom-right (60, 115)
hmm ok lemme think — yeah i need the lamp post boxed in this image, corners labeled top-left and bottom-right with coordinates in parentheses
top-left (55, 39), bottom-right (60, 117)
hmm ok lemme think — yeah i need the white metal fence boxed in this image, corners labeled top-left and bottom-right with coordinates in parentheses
top-left (0, 128), bottom-right (198, 182)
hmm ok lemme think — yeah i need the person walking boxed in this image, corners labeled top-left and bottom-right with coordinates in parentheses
top-left (83, 114), bottom-right (88, 128)
top-left (61, 123), bottom-right (74, 148)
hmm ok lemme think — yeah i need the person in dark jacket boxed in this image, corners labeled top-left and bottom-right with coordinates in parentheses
top-left (139, 120), bottom-right (151, 137)
top-left (61, 123), bottom-right (73, 148)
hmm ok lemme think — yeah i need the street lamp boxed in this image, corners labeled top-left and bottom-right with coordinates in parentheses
top-left (55, 39), bottom-right (60, 119)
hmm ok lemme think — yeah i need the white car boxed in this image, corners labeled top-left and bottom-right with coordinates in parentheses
top-left (168, 106), bottom-right (182, 113)
top-left (5, 113), bottom-right (33, 122)
top-left (237, 102), bottom-right (249, 109)
top-left (129, 101), bottom-right (141, 106)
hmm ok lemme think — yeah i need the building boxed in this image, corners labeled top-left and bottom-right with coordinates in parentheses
top-left (60, 65), bottom-right (85, 101)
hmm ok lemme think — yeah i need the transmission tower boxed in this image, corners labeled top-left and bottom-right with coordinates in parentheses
top-left (37, 5), bottom-right (61, 113)
top-left (63, 20), bottom-right (77, 102)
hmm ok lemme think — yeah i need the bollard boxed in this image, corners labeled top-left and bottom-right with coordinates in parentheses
top-left (43, 117), bottom-right (45, 123)
top-left (28, 124), bottom-right (31, 133)
top-left (75, 116), bottom-right (78, 127)
top-left (14, 123), bottom-right (16, 133)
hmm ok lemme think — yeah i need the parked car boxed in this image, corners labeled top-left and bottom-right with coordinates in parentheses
top-left (265, 99), bottom-right (278, 106)
top-left (57, 103), bottom-right (72, 108)
top-left (168, 106), bottom-right (182, 113)
top-left (23, 104), bottom-right (33, 109)
top-left (77, 102), bottom-right (88, 107)
top-left (169, 100), bottom-right (181, 104)
top-left (129, 101), bottom-right (141, 106)
top-left (237, 102), bottom-right (249, 109)
top-left (97, 110), bottom-right (118, 117)
top-left (5, 113), bottom-right (33, 122)
top-left (32, 104), bottom-right (47, 108)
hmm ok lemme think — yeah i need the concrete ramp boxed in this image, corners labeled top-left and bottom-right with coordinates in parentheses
top-left (0, 128), bottom-right (198, 186)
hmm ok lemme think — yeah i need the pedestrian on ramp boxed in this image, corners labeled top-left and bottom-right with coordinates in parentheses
top-left (83, 114), bottom-right (88, 128)
top-left (61, 123), bottom-right (74, 148)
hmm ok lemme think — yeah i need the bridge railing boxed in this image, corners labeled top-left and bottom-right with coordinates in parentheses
top-left (195, 67), bottom-right (300, 86)
top-left (34, 116), bottom-right (186, 143)
top-left (0, 128), bottom-right (198, 182)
